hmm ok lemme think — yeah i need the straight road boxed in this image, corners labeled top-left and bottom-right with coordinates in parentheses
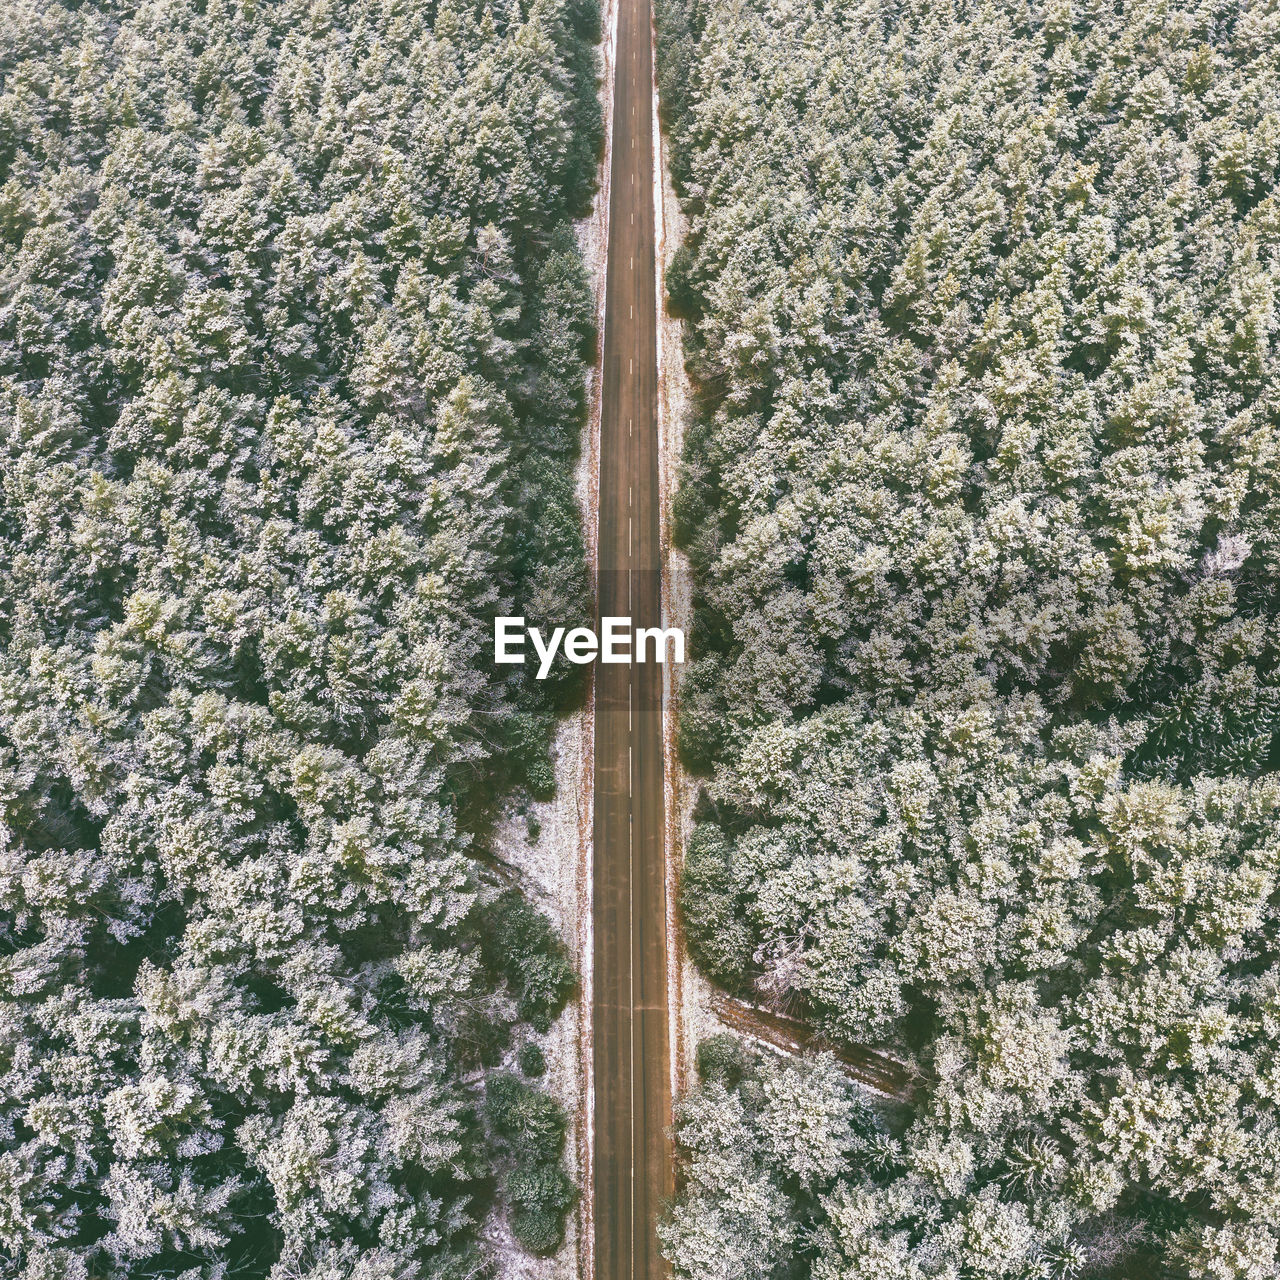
top-left (591, 0), bottom-right (671, 1271)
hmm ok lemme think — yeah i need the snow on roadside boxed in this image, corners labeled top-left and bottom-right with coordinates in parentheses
top-left (488, 0), bottom-right (617, 1275)
top-left (485, 708), bottom-right (591, 1280)
top-left (651, 24), bottom-right (722, 1096)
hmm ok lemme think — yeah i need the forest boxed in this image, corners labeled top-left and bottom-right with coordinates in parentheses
top-left (658, 0), bottom-right (1280, 1275)
top-left (0, 0), bottom-right (599, 1274)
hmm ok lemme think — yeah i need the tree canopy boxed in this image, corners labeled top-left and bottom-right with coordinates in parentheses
top-left (658, 0), bottom-right (1280, 1273)
top-left (0, 0), bottom-right (599, 1273)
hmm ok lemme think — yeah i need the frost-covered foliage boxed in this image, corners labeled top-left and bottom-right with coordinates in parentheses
top-left (0, 0), bottom-right (599, 1272)
top-left (669, 1036), bottom-right (1137, 1280)
top-left (660, 1038), bottom-right (884, 1280)
top-left (660, 0), bottom-right (1280, 1272)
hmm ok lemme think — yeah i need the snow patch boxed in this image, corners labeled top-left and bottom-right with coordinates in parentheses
top-left (487, 712), bottom-right (590, 1280)
top-left (651, 20), bottom-right (721, 1096)
top-left (485, 0), bottom-right (618, 1274)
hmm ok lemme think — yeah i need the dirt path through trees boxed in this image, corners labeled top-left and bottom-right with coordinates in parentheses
top-left (707, 995), bottom-right (921, 1101)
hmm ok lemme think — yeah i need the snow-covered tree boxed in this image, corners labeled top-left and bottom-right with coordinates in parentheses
top-left (0, 0), bottom-right (600, 1270)
top-left (659, 0), bottom-right (1280, 1271)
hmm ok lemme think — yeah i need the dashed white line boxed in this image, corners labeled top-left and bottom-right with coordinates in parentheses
top-left (627, 760), bottom-right (635, 1280)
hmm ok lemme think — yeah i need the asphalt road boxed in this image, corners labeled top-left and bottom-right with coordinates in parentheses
top-left (591, 0), bottom-right (672, 1272)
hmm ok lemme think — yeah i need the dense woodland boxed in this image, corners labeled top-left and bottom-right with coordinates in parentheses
top-left (659, 0), bottom-right (1280, 1275)
top-left (0, 0), bottom-right (599, 1273)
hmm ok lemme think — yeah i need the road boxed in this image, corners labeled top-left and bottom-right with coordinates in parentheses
top-left (591, 0), bottom-right (672, 1271)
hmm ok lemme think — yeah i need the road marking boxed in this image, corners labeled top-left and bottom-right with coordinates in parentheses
top-left (627, 759), bottom-right (635, 1280)
top-left (602, 11), bottom-right (666, 1280)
